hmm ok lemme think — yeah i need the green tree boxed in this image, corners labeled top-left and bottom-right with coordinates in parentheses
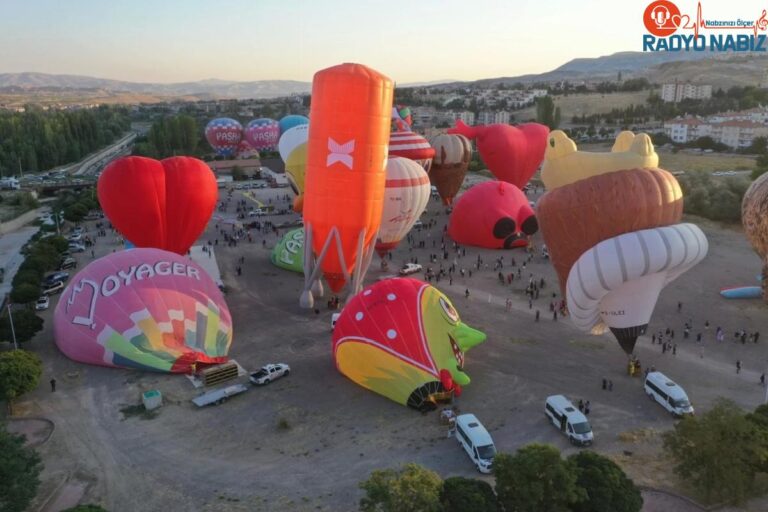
top-left (440, 477), bottom-right (497, 512)
top-left (663, 399), bottom-right (768, 504)
top-left (359, 463), bottom-right (442, 512)
top-left (0, 424), bottom-right (43, 512)
top-left (10, 283), bottom-right (40, 305)
top-left (494, 444), bottom-right (583, 512)
top-left (62, 506), bottom-right (109, 512)
top-left (536, 96), bottom-right (558, 129)
top-left (231, 166), bottom-right (245, 181)
top-left (0, 309), bottom-right (44, 344)
top-left (568, 451), bottom-right (643, 512)
top-left (0, 350), bottom-right (42, 414)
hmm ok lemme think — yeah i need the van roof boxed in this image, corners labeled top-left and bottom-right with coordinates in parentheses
top-left (646, 371), bottom-right (689, 400)
top-left (456, 414), bottom-right (494, 446)
top-left (546, 395), bottom-right (589, 423)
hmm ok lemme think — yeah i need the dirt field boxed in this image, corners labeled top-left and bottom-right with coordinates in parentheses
top-left (515, 90), bottom-right (651, 122)
top-left (657, 151), bottom-right (756, 174)
top-left (12, 181), bottom-right (768, 511)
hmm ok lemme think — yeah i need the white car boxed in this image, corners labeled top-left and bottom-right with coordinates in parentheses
top-left (68, 243), bottom-right (86, 253)
top-left (413, 220), bottom-right (423, 228)
top-left (68, 233), bottom-right (82, 242)
top-left (399, 263), bottom-right (423, 276)
top-left (35, 296), bottom-right (50, 311)
top-left (249, 363), bottom-right (290, 386)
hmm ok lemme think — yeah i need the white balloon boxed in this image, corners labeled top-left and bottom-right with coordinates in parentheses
top-left (376, 157), bottom-right (431, 255)
top-left (278, 124), bottom-right (309, 162)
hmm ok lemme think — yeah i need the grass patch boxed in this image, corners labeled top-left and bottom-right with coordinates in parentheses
top-left (617, 427), bottom-right (659, 443)
top-left (120, 403), bottom-right (159, 420)
top-left (658, 151), bottom-right (756, 174)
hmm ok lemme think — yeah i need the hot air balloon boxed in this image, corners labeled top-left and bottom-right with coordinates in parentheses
top-left (536, 132), bottom-right (707, 356)
top-left (449, 120), bottom-right (548, 189)
top-left (448, 181), bottom-right (537, 249)
top-left (332, 278), bottom-right (486, 410)
top-left (742, 172), bottom-right (768, 301)
top-left (97, 156), bottom-right (217, 255)
top-left (388, 131), bottom-right (435, 173)
top-left (245, 118), bottom-right (280, 151)
top-left (279, 114), bottom-right (309, 134)
top-left (391, 104), bottom-right (413, 132)
top-left (540, 130), bottom-right (659, 190)
top-left (278, 124), bottom-right (309, 211)
top-left (53, 248), bottom-right (232, 372)
top-left (429, 134), bottom-right (472, 205)
top-left (205, 118), bottom-right (243, 157)
top-left (566, 224), bottom-right (707, 354)
top-left (271, 228), bottom-right (305, 273)
top-left (375, 157), bottom-right (431, 258)
top-left (300, 63), bottom-right (393, 308)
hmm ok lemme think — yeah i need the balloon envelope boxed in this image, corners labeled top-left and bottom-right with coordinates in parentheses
top-left (278, 124), bottom-right (310, 199)
top-left (279, 115), bottom-right (309, 134)
top-left (332, 278), bottom-right (486, 409)
top-left (429, 134), bottom-right (472, 205)
top-left (303, 63), bottom-right (393, 293)
top-left (245, 118), bottom-right (280, 151)
top-left (449, 121), bottom-right (548, 189)
top-left (376, 157), bottom-right (431, 257)
top-left (448, 181), bottom-right (537, 249)
top-left (388, 131), bottom-right (435, 173)
top-left (205, 118), bottom-right (242, 157)
top-left (97, 156), bottom-right (218, 255)
top-left (271, 228), bottom-right (305, 273)
top-left (54, 248), bottom-right (233, 372)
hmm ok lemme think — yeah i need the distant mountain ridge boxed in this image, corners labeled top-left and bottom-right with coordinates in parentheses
top-left (1, 50), bottom-right (766, 101)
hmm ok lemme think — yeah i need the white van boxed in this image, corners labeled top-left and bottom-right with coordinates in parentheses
top-left (455, 414), bottom-right (496, 474)
top-left (644, 371), bottom-right (694, 417)
top-left (544, 395), bottom-right (594, 446)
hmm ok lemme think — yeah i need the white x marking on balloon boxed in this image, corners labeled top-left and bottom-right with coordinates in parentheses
top-left (327, 138), bottom-right (355, 169)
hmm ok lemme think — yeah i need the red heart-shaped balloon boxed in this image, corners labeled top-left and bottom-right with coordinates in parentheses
top-left (97, 156), bottom-right (217, 254)
top-left (449, 120), bottom-right (549, 189)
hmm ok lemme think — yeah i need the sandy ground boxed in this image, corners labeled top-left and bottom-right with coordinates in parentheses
top-left (10, 180), bottom-right (768, 511)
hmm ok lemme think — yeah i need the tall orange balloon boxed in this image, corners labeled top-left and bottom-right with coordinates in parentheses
top-left (301, 63), bottom-right (393, 307)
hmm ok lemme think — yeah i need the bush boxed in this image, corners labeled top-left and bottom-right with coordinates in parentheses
top-left (10, 283), bottom-right (40, 305)
top-left (0, 349), bottom-right (43, 413)
top-left (677, 173), bottom-right (748, 222)
top-left (441, 477), bottom-right (498, 512)
top-left (359, 463), bottom-right (442, 512)
top-left (0, 424), bottom-right (43, 512)
top-left (0, 309), bottom-right (44, 344)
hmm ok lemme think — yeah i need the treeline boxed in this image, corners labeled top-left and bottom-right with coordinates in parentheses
top-left (133, 114), bottom-right (201, 159)
top-left (0, 106), bottom-right (130, 175)
top-left (678, 172), bottom-right (749, 223)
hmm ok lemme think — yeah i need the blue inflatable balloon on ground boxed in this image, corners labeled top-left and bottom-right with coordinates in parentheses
top-left (279, 115), bottom-right (309, 135)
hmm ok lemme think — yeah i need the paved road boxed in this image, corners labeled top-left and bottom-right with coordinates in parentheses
top-left (72, 133), bottom-right (135, 176)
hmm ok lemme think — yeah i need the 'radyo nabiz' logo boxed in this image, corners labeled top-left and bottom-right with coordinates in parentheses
top-left (642, 1), bottom-right (768, 51)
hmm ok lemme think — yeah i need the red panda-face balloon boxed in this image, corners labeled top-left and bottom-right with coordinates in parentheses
top-left (448, 181), bottom-right (537, 249)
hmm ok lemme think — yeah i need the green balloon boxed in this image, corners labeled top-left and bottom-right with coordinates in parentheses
top-left (271, 228), bottom-right (304, 273)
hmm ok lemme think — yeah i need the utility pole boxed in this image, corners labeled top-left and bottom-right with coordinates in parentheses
top-left (7, 299), bottom-right (17, 350)
top-left (17, 157), bottom-right (23, 178)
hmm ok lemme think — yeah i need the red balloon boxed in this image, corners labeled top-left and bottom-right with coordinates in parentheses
top-left (448, 121), bottom-right (549, 189)
top-left (97, 156), bottom-right (217, 255)
top-left (448, 181), bottom-right (537, 249)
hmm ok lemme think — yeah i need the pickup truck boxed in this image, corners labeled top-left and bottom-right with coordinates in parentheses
top-left (191, 384), bottom-right (249, 407)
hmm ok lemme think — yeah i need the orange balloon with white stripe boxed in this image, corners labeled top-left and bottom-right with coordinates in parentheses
top-left (376, 157), bottom-right (431, 257)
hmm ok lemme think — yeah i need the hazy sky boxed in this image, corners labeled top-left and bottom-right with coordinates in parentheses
top-left (1, 0), bottom-right (765, 83)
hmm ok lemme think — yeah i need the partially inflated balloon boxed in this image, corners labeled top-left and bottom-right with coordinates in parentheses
top-left (449, 120), bottom-right (548, 189)
top-left (54, 248), bottom-right (232, 372)
top-left (205, 118), bottom-right (243, 157)
top-left (271, 228), bottom-right (304, 273)
top-left (302, 63), bottom-right (393, 298)
top-left (245, 118), bottom-right (280, 151)
top-left (278, 124), bottom-right (309, 210)
top-left (97, 156), bottom-right (217, 255)
top-left (376, 157), bottom-right (431, 257)
top-left (391, 104), bottom-right (413, 132)
top-left (279, 115), bottom-right (309, 134)
top-left (742, 172), bottom-right (768, 301)
top-left (448, 181), bottom-right (537, 249)
top-left (332, 278), bottom-right (486, 409)
top-left (429, 134), bottom-right (471, 205)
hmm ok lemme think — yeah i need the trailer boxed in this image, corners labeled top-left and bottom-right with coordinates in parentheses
top-left (191, 383), bottom-right (249, 407)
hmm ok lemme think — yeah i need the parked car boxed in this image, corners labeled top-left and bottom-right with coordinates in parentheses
top-left (248, 209), bottom-right (266, 217)
top-left (59, 258), bottom-right (77, 270)
top-left (72, 226), bottom-right (84, 235)
top-left (249, 363), bottom-right (291, 386)
top-left (413, 220), bottom-right (423, 228)
top-left (68, 233), bottom-right (83, 242)
top-left (399, 263), bottom-right (423, 276)
top-left (43, 271), bottom-right (70, 286)
top-left (42, 281), bottom-right (65, 295)
top-left (68, 243), bottom-right (86, 253)
top-left (35, 296), bottom-right (50, 311)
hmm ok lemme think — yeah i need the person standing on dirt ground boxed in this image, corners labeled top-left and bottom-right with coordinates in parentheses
top-left (50, 377), bottom-right (56, 392)
top-left (737, 360), bottom-right (742, 374)
top-left (465, 289), bottom-right (470, 299)
top-left (677, 301), bottom-right (682, 312)
top-left (91, 249), bottom-right (95, 258)
top-left (608, 380), bottom-right (613, 391)
top-left (584, 401), bottom-right (591, 415)
top-left (761, 373), bottom-right (766, 386)
top-left (535, 310), bottom-right (540, 322)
